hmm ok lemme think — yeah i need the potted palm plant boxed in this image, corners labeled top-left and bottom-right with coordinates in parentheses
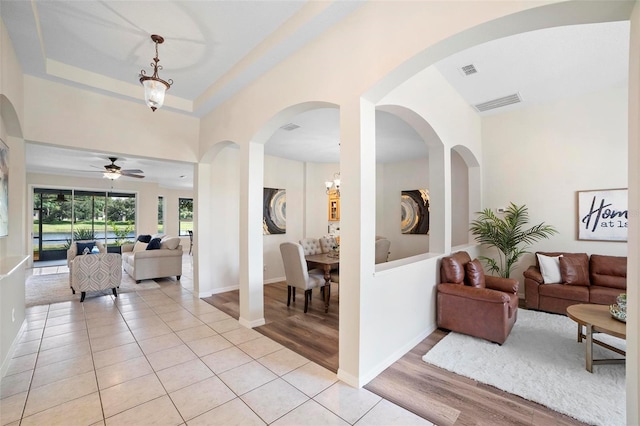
top-left (469, 202), bottom-right (557, 278)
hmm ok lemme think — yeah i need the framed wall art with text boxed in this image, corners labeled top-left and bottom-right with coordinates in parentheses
top-left (577, 188), bottom-right (627, 242)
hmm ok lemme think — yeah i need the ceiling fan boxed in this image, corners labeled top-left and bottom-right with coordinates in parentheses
top-left (96, 157), bottom-right (145, 180)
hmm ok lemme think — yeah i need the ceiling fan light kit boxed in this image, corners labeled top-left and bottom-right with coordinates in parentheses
top-left (101, 157), bottom-right (145, 180)
top-left (139, 34), bottom-right (173, 112)
top-left (103, 171), bottom-right (121, 180)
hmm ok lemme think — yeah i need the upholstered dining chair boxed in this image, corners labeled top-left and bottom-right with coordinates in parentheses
top-left (280, 242), bottom-right (326, 313)
top-left (298, 237), bottom-right (325, 275)
top-left (375, 238), bottom-right (391, 264)
top-left (299, 238), bottom-right (322, 255)
top-left (319, 236), bottom-right (338, 253)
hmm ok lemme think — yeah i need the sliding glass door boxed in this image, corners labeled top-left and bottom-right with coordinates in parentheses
top-left (33, 189), bottom-right (72, 261)
top-left (33, 188), bottom-right (136, 262)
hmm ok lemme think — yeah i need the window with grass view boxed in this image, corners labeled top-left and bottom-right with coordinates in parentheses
top-left (158, 196), bottom-right (164, 234)
top-left (33, 188), bottom-right (136, 262)
top-left (179, 198), bottom-right (193, 236)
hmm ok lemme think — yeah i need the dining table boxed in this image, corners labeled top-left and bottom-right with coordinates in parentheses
top-left (305, 252), bottom-right (339, 313)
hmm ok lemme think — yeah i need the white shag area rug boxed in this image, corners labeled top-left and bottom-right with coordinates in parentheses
top-left (26, 272), bottom-right (160, 306)
top-left (423, 308), bottom-right (626, 426)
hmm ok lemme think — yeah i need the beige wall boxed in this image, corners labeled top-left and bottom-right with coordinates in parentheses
top-left (482, 86), bottom-right (628, 290)
top-left (0, 18), bottom-right (28, 374)
top-left (23, 76), bottom-right (199, 164)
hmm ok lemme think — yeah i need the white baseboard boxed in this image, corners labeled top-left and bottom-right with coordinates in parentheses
top-left (198, 278), bottom-right (282, 298)
top-left (239, 316), bottom-right (266, 328)
top-left (358, 323), bottom-right (435, 387)
top-left (337, 368), bottom-right (360, 388)
top-left (1, 320), bottom-right (27, 378)
top-left (206, 285), bottom-right (239, 297)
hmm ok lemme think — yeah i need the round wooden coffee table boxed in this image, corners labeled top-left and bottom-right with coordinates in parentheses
top-left (566, 304), bottom-right (626, 373)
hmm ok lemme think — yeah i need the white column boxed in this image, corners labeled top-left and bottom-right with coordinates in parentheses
top-left (430, 143), bottom-right (448, 254)
top-left (626, 2), bottom-right (640, 423)
top-left (238, 141), bottom-right (265, 328)
top-left (338, 97), bottom-right (376, 386)
top-left (193, 162), bottom-right (211, 297)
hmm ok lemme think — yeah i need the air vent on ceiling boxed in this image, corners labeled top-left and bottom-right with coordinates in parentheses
top-left (474, 93), bottom-right (522, 112)
top-left (280, 123), bottom-right (300, 131)
top-left (460, 64), bottom-right (478, 76)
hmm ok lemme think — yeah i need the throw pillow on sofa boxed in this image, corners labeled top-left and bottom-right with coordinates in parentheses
top-left (133, 241), bottom-right (148, 252)
top-left (137, 234), bottom-right (152, 243)
top-left (146, 238), bottom-right (162, 250)
top-left (76, 241), bottom-right (95, 255)
top-left (160, 236), bottom-right (180, 250)
top-left (559, 255), bottom-right (590, 286)
top-left (537, 253), bottom-right (562, 283)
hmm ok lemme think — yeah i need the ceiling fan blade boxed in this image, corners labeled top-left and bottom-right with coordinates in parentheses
top-left (120, 169), bottom-right (144, 174)
top-left (120, 172), bottom-right (145, 179)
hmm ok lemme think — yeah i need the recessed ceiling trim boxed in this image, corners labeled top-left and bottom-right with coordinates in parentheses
top-left (45, 59), bottom-right (193, 112)
top-left (474, 93), bottom-right (522, 112)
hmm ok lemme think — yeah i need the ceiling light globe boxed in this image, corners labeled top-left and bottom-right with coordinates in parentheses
top-left (104, 172), bottom-right (121, 180)
top-left (142, 79), bottom-right (169, 112)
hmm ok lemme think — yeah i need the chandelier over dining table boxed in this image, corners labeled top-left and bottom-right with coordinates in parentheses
top-left (325, 172), bottom-right (340, 196)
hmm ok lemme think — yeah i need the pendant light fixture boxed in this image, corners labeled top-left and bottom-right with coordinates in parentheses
top-left (139, 34), bottom-right (173, 111)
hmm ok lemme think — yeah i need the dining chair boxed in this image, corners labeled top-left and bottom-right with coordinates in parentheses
top-left (375, 238), bottom-right (391, 263)
top-left (299, 238), bottom-right (322, 255)
top-left (299, 237), bottom-right (325, 276)
top-left (319, 236), bottom-right (338, 253)
top-left (280, 242), bottom-right (326, 313)
top-left (188, 230), bottom-right (194, 255)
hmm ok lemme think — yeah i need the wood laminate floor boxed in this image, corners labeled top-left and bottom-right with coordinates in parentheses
top-left (203, 281), bottom-right (339, 373)
top-left (203, 282), bottom-right (586, 426)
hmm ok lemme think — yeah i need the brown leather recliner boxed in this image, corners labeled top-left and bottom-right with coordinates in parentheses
top-left (437, 251), bottom-right (519, 344)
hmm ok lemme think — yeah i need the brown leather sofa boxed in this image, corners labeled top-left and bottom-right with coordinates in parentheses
top-left (437, 251), bottom-right (519, 344)
top-left (524, 252), bottom-right (626, 315)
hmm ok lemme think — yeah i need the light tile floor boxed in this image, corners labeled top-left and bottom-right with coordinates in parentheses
top-left (1, 258), bottom-right (433, 425)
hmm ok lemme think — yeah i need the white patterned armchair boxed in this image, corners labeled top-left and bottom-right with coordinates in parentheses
top-left (71, 253), bottom-right (122, 302)
top-left (67, 240), bottom-right (106, 286)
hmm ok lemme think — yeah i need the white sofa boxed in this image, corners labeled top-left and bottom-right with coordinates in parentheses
top-left (121, 236), bottom-right (183, 282)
